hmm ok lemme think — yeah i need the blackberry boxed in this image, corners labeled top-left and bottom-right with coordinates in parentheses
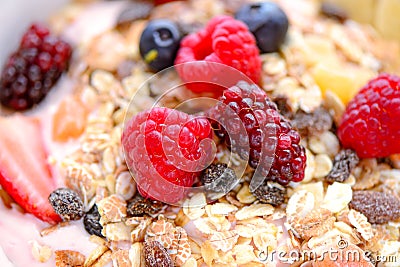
top-left (0, 23), bottom-right (71, 110)
top-left (139, 19), bottom-right (182, 72)
top-left (83, 205), bottom-right (104, 237)
top-left (207, 81), bottom-right (306, 186)
top-left (235, 2), bottom-right (289, 53)
top-left (48, 188), bottom-right (84, 221)
top-left (200, 163), bottom-right (238, 194)
top-left (252, 181), bottom-right (286, 206)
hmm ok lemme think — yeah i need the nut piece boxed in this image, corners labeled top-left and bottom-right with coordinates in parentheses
top-left (235, 204), bottom-right (274, 220)
top-left (112, 249), bottom-right (131, 267)
top-left (98, 194), bottom-right (127, 224)
top-left (55, 250), bottom-right (85, 267)
top-left (143, 241), bottom-right (174, 267)
top-left (321, 182), bottom-right (352, 213)
top-left (31, 241), bottom-right (52, 263)
top-left (115, 171), bottom-right (136, 200)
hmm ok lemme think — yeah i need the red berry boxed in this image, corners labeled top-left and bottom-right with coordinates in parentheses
top-left (338, 74), bottom-right (400, 158)
top-left (0, 23), bottom-right (72, 110)
top-left (122, 107), bottom-right (213, 203)
top-left (0, 115), bottom-right (61, 224)
top-left (207, 81), bottom-right (306, 186)
top-left (174, 15), bottom-right (261, 96)
top-left (154, 0), bottom-right (185, 5)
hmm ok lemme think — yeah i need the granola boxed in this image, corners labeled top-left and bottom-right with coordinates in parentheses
top-left (1, 0), bottom-right (400, 266)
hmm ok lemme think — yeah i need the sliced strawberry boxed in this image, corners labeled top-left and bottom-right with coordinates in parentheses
top-left (0, 115), bottom-right (61, 224)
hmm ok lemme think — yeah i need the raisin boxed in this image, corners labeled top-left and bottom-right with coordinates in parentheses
top-left (83, 205), bottom-right (104, 237)
top-left (349, 191), bottom-right (400, 224)
top-left (291, 107), bottom-right (333, 136)
top-left (143, 240), bottom-right (173, 267)
top-left (127, 195), bottom-right (164, 217)
top-left (252, 181), bottom-right (286, 206)
top-left (320, 2), bottom-right (348, 23)
top-left (273, 95), bottom-right (293, 119)
top-left (116, 1), bottom-right (153, 27)
top-left (325, 149), bottom-right (359, 183)
top-left (48, 188), bottom-right (84, 221)
top-left (200, 163), bottom-right (238, 194)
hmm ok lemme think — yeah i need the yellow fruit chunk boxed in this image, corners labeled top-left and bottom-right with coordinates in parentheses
top-left (52, 96), bottom-right (87, 142)
top-left (302, 35), bottom-right (339, 67)
top-left (311, 63), bottom-right (375, 104)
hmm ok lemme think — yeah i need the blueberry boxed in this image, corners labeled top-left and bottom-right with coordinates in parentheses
top-left (235, 2), bottom-right (289, 53)
top-left (139, 19), bottom-right (182, 72)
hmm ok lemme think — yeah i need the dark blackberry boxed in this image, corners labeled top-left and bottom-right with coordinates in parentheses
top-left (48, 188), bottom-right (84, 221)
top-left (127, 195), bottom-right (164, 217)
top-left (325, 149), bottom-right (359, 183)
top-left (83, 205), bottom-right (104, 237)
top-left (139, 19), bottom-right (182, 72)
top-left (200, 163), bottom-right (238, 194)
top-left (207, 81), bottom-right (306, 186)
top-left (235, 2), bottom-right (289, 53)
top-left (0, 23), bottom-right (71, 110)
top-left (252, 181), bottom-right (286, 206)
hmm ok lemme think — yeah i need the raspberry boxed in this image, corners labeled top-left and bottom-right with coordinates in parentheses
top-left (0, 23), bottom-right (72, 110)
top-left (207, 81), bottom-right (306, 186)
top-left (338, 74), bottom-right (400, 158)
top-left (121, 107), bottom-right (213, 203)
top-left (174, 15), bottom-right (261, 96)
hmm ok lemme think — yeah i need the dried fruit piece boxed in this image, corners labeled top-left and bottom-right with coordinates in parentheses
top-left (127, 195), bottom-right (164, 217)
top-left (116, 1), bottom-right (153, 27)
top-left (320, 2), bottom-right (348, 22)
top-left (349, 191), bottom-right (400, 224)
top-left (200, 163), bottom-right (238, 194)
top-left (325, 149), bottom-right (359, 183)
top-left (83, 205), bottom-right (104, 237)
top-left (291, 107), bottom-right (333, 136)
top-left (252, 181), bottom-right (286, 206)
top-left (52, 96), bottom-right (87, 142)
top-left (143, 240), bottom-right (173, 267)
top-left (48, 188), bottom-right (84, 221)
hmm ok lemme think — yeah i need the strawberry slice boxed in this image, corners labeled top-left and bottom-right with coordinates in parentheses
top-left (0, 115), bottom-right (61, 224)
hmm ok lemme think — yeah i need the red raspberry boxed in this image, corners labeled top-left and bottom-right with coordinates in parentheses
top-left (174, 15), bottom-right (261, 96)
top-left (338, 74), bottom-right (400, 158)
top-left (122, 107), bottom-right (213, 203)
top-left (0, 23), bottom-right (72, 110)
top-left (207, 81), bottom-right (306, 186)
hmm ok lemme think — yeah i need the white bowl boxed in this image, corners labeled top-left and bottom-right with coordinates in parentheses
top-left (0, 0), bottom-right (69, 66)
